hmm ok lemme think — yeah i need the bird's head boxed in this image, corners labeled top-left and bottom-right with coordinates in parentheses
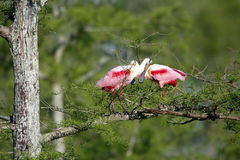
top-left (142, 58), bottom-right (152, 69)
top-left (129, 60), bottom-right (140, 78)
top-left (139, 58), bottom-right (152, 83)
top-left (130, 60), bottom-right (139, 67)
top-left (128, 60), bottom-right (139, 85)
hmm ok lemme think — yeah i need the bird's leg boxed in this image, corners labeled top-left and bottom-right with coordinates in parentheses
top-left (161, 88), bottom-right (168, 97)
top-left (161, 90), bottom-right (164, 97)
top-left (111, 90), bottom-right (117, 114)
top-left (158, 103), bottom-right (163, 109)
top-left (165, 90), bottom-right (168, 96)
top-left (119, 86), bottom-right (128, 115)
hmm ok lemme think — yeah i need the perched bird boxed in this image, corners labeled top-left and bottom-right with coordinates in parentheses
top-left (139, 63), bottom-right (186, 95)
top-left (96, 58), bottom-right (151, 114)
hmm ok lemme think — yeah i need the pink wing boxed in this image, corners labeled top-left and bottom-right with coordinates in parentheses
top-left (150, 64), bottom-right (186, 88)
top-left (96, 66), bottom-right (131, 91)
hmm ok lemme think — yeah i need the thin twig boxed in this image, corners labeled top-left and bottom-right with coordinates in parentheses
top-left (188, 74), bottom-right (239, 89)
top-left (188, 74), bottom-right (218, 84)
top-left (196, 65), bottom-right (208, 76)
top-left (141, 32), bottom-right (169, 43)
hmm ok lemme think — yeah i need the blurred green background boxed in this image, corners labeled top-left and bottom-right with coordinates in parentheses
top-left (0, 0), bottom-right (240, 159)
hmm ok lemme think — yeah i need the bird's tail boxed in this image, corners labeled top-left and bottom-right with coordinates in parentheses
top-left (95, 79), bottom-right (103, 88)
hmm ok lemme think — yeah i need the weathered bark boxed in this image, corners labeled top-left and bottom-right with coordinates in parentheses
top-left (41, 126), bottom-right (88, 145)
top-left (9, 0), bottom-right (41, 158)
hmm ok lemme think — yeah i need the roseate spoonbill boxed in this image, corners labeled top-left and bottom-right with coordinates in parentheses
top-left (96, 58), bottom-right (151, 114)
top-left (139, 64), bottom-right (186, 95)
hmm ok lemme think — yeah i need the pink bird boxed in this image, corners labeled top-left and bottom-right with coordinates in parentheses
top-left (139, 63), bottom-right (186, 95)
top-left (96, 58), bottom-right (151, 114)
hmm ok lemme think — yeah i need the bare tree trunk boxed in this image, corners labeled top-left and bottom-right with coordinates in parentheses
top-left (52, 34), bottom-right (69, 156)
top-left (9, 0), bottom-right (41, 158)
top-left (53, 83), bottom-right (65, 154)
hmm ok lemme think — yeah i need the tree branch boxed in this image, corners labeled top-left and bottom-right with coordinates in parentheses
top-left (40, 114), bottom-right (133, 145)
top-left (40, 126), bottom-right (88, 145)
top-left (0, 115), bottom-right (10, 122)
top-left (0, 25), bottom-right (10, 40)
top-left (40, 108), bottom-right (239, 145)
top-left (139, 109), bottom-right (240, 121)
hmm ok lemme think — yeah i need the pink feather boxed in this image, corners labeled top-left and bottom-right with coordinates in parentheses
top-left (96, 66), bottom-right (131, 92)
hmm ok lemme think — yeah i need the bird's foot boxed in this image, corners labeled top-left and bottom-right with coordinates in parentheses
top-left (111, 110), bottom-right (121, 115)
top-left (130, 107), bottom-right (138, 114)
top-left (158, 104), bottom-right (162, 109)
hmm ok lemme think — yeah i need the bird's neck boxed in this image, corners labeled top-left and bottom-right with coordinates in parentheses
top-left (139, 62), bottom-right (147, 72)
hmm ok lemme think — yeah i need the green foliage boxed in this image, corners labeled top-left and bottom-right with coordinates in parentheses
top-left (0, 128), bottom-right (12, 159)
top-left (0, 128), bottom-right (11, 141)
top-left (0, 152), bottom-right (12, 160)
top-left (1, 0), bottom-right (240, 159)
top-left (94, 123), bottom-right (125, 145)
top-left (0, 0), bottom-right (13, 26)
top-left (40, 144), bottom-right (62, 160)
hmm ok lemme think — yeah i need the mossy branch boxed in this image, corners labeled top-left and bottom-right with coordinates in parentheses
top-left (40, 107), bottom-right (239, 145)
top-left (139, 109), bottom-right (240, 121)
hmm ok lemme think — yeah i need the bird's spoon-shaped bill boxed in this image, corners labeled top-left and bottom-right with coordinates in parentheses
top-left (139, 70), bottom-right (146, 83)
